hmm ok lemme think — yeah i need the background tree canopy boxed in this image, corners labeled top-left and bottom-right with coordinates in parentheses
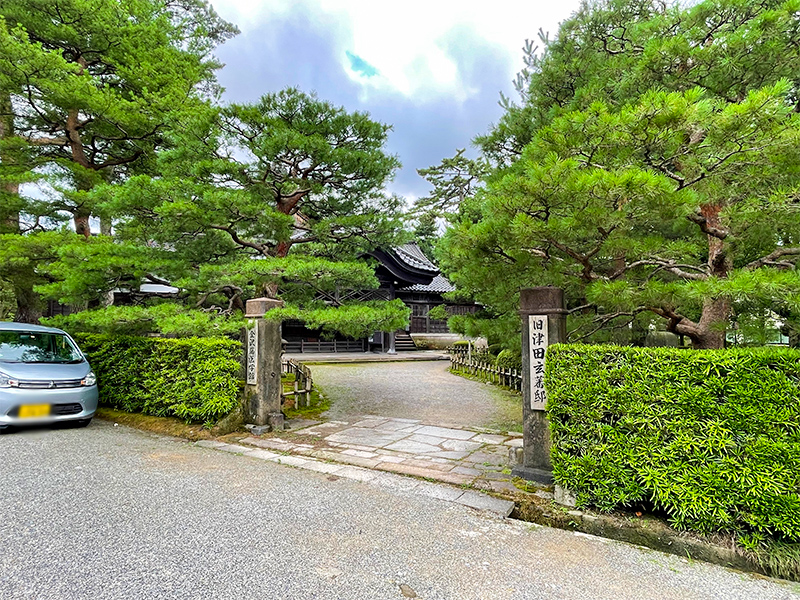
top-left (430, 0), bottom-right (800, 349)
top-left (0, 0), bottom-right (236, 324)
top-left (1, 2), bottom-right (410, 337)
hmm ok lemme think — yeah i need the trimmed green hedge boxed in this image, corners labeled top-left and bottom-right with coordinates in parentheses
top-left (76, 334), bottom-right (242, 424)
top-left (546, 344), bottom-right (800, 541)
top-left (496, 349), bottom-right (522, 370)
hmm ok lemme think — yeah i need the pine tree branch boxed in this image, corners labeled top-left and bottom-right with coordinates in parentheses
top-left (568, 307), bottom-right (646, 342)
top-left (207, 224), bottom-right (267, 254)
top-left (745, 247), bottom-right (800, 270)
top-left (23, 135), bottom-right (68, 146)
top-left (649, 306), bottom-right (700, 337)
top-left (611, 258), bottom-right (708, 280)
top-left (548, 240), bottom-right (599, 282)
top-left (686, 212), bottom-right (728, 239)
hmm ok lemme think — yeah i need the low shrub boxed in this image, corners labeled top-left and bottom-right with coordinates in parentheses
top-left (545, 344), bottom-right (800, 542)
top-left (495, 349), bottom-right (522, 370)
top-left (486, 343), bottom-right (502, 356)
top-left (77, 334), bottom-right (242, 424)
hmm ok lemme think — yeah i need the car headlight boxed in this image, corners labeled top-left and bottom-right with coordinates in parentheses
top-left (0, 371), bottom-right (19, 388)
top-left (81, 371), bottom-right (97, 386)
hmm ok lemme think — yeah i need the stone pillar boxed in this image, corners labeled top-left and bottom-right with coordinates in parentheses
top-left (511, 287), bottom-right (567, 484)
top-left (244, 297), bottom-right (285, 432)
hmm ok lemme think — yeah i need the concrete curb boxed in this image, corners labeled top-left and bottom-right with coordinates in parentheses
top-left (193, 439), bottom-right (515, 518)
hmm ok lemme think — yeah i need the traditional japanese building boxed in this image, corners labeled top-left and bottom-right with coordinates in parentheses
top-left (283, 243), bottom-right (476, 352)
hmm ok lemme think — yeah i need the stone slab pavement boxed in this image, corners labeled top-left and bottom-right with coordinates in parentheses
top-left (198, 433), bottom-right (516, 518)
top-left (239, 415), bottom-right (525, 496)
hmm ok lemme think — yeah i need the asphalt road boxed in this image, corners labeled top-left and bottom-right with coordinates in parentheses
top-left (1, 420), bottom-right (797, 600)
top-left (312, 361), bottom-right (523, 432)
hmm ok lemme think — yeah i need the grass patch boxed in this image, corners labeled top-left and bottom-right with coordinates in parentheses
top-left (280, 374), bottom-right (330, 420)
top-left (449, 366), bottom-right (522, 395)
top-left (748, 539), bottom-right (800, 582)
top-left (95, 407), bottom-right (245, 441)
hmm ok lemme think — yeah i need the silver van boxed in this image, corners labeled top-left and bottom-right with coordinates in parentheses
top-left (0, 322), bottom-right (98, 430)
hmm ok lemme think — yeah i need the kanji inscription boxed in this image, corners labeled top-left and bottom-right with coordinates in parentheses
top-left (246, 322), bottom-right (258, 385)
top-left (529, 315), bottom-right (548, 410)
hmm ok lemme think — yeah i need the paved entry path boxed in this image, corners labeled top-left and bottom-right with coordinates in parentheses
top-left (308, 360), bottom-right (522, 432)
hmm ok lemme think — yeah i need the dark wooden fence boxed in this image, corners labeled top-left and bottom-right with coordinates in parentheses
top-left (284, 339), bottom-right (366, 353)
top-left (281, 358), bottom-right (314, 408)
top-left (447, 346), bottom-right (522, 392)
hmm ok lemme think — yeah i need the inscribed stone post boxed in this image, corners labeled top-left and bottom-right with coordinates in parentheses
top-left (511, 287), bottom-right (567, 484)
top-left (244, 297), bottom-right (285, 431)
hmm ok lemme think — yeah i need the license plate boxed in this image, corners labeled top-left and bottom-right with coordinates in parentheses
top-left (18, 404), bottom-right (50, 419)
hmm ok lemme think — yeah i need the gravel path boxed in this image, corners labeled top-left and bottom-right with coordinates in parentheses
top-left (1, 421), bottom-right (798, 600)
top-left (311, 360), bottom-right (523, 431)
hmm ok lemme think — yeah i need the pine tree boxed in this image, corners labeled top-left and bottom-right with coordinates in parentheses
top-left (437, 0), bottom-right (800, 349)
top-left (45, 89), bottom-right (411, 338)
top-left (0, 0), bottom-right (236, 321)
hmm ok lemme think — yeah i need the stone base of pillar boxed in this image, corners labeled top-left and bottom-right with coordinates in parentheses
top-left (246, 412), bottom-right (285, 436)
top-left (267, 412), bottom-right (285, 431)
top-left (511, 465), bottom-right (554, 485)
top-left (246, 424), bottom-right (271, 436)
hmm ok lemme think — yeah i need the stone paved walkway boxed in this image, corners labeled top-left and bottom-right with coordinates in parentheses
top-left (237, 415), bottom-right (526, 495)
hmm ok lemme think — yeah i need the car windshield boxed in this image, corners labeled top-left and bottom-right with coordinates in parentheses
top-left (0, 331), bottom-right (83, 363)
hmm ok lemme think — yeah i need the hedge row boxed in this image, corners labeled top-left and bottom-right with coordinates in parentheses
top-left (495, 349), bottom-right (522, 370)
top-left (545, 344), bottom-right (800, 542)
top-left (77, 334), bottom-right (242, 424)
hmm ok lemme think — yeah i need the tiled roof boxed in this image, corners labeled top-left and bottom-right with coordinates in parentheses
top-left (399, 274), bottom-right (455, 294)
top-left (392, 244), bottom-right (439, 273)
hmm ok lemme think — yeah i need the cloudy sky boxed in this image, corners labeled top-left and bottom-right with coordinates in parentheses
top-left (208, 0), bottom-right (584, 203)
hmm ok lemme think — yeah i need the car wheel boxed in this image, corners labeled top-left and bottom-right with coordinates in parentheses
top-left (73, 418), bottom-right (92, 428)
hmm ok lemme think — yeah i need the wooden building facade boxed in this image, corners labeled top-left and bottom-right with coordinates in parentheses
top-left (284, 244), bottom-right (476, 352)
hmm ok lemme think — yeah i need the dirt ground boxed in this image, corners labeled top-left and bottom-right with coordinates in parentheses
top-left (310, 360), bottom-right (522, 432)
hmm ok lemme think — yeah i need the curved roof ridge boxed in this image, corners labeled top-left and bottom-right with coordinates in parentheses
top-left (393, 243), bottom-right (438, 273)
top-left (398, 273), bottom-right (455, 294)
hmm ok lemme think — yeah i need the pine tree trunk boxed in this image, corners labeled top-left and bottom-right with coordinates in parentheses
top-left (692, 297), bottom-right (730, 349)
top-left (74, 210), bottom-right (91, 238)
top-left (692, 203), bottom-right (731, 349)
top-left (67, 105), bottom-right (94, 238)
top-left (789, 329), bottom-right (800, 349)
top-left (13, 281), bottom-right (42, 323)
top-left (1, 92), bottom-right (43, 323)
top-left (0, 91), bottom-right (19, 229)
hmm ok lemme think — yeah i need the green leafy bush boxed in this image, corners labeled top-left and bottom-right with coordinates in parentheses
top-left (546, 344), bottom-right (800, 541)
top-left (495, 349), bottom-right (522, 370)
top-left (77, 334), bottom-right (242, 424)
top-left (486, 343), bottom-right (502, 356)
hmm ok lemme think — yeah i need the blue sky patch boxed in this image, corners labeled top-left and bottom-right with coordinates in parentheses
top-left (346, 51), bottom-right (379, 77)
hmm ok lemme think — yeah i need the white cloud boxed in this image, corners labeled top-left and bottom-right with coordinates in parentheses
top-left (210, 0), bottom-right (582, 103)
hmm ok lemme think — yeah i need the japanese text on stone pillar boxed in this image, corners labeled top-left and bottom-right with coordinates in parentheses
top-left (529, 315), bottom-right (548, 410)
